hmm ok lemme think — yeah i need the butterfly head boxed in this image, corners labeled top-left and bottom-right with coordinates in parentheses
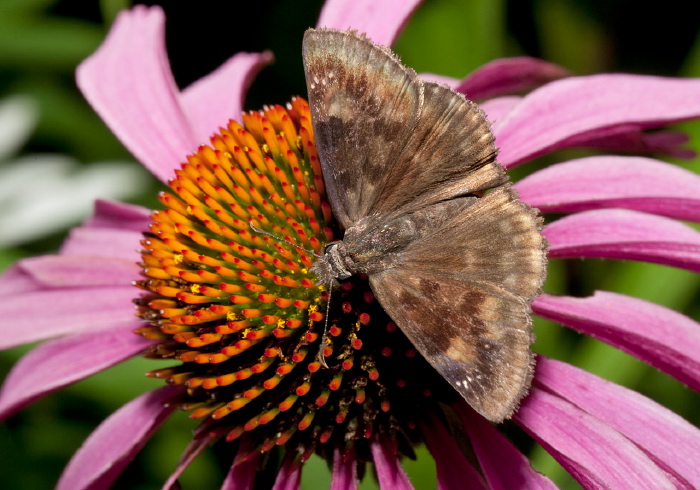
top-left (310, 241), bottom-right (355, 285)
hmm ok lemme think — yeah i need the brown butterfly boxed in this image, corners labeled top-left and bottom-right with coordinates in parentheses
top-left (302, 28), bottom-right (547, 422)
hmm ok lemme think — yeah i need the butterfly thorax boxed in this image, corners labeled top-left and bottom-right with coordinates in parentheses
top-left (311, 214), bottom-right (418, 286)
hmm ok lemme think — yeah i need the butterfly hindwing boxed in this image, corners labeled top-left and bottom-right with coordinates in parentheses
top-left (367, 187), bottom-right (546, 421)
top-left (370, 272), bottom-right (535, 421)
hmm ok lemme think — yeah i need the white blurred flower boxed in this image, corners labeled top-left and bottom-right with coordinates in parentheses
top-left (0, 95), bottom-right (151, 247)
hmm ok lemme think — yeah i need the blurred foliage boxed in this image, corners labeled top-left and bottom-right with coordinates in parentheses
top-left (0, 0), bottom-right (699, 489)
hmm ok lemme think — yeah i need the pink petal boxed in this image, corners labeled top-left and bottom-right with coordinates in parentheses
top-left (536, 357), bottom-right (700, 488)
top-left (544, 209), bottom-right (700, 272)
top-left (181, 51), bottom-right (274, 143)
top-left (221, 441), bottom-right (259, 490)
top-left (60, 227), bottom-right (143, 262)
top-left (480, 96), bottom-right (522, 130)
top-left (515, 156), bottom-right (700, 222)
top-left (565, 125), bottom-right (695, 159)
top-left (0, 326), bottom-right (152, 419)
top-left (420, 415), bottom-right (486, 489)
top-left (0, 287), bottom-right (138, 349)
top-left (0, 263), bottom-right (42, 297)
top-left (272, 455), bottom-right (302, 490)
top-left (162, 435), bottom-right (212, 490)
top-left (84, 200), bottom-right (152, 232)
top-left (371, 437), bottom-right (414, 489)
top-left (495, 74), bottom-right (700, 168)
top-left (56, 385), bottom-right (182, 490)
top-left (76, 6), bottom-right (197, 183)
top-left (19, 255), bottom-right (138, 287)
top-left (419, 73), bottom-right (459, 88)
top-left (455, 57), bottom-right (571, 101)
top-left (457, 405), bottom-right (557, 490)
top-left (316, 0), bottom-right (423, 46)
top-left (532, 292), bottom-right (700, 392)
top-left (331, 447), bottom-right (358, 490)
top-left (514, 386), bottom-right (675, 489)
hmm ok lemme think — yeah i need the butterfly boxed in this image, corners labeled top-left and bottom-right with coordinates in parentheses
top-left (302, 28), bottom-right (548, 422)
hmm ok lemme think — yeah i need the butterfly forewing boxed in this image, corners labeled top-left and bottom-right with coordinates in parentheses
top-left (370, 81), bottom-right (508, 218)
top-left (302, 29), bottom-right (422, 229)
top-left (303, 29), bottom-right (509, 225)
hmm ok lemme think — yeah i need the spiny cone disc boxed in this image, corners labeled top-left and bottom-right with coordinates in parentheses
top-left (133, 97), bottom-right (456, 466)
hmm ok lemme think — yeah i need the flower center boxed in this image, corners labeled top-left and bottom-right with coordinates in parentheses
top-left (133, 98), bottom-right (456, 464)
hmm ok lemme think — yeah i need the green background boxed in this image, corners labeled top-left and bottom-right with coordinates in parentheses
top-left (1, 0), bottom-right (699, 488)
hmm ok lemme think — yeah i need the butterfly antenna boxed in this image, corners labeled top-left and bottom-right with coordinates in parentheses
top-left (251, 223), bottom-right (334, 368)
top-left (250, 223), bottom-right (321, 257)
top-left (316, 282), bottom-right (333, 368)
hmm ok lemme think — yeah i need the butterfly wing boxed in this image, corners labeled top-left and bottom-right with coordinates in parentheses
top-left (302, 29), bottom-right (507, 229)
top-left (303, 28), bottom-right (547, 421)
top-left (302, 28), bottom-right (422, 229)
top-left (369, 187), bottom-right (547, 421)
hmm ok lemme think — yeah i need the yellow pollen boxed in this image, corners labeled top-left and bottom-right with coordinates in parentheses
top-left (186, 205), bottom-right (194, 215)
top-left (227, 311), bottom-right (243, 322)
top-left (174, 254), bottom-right (184, 264)
top-left (190, 284), bottom-right (201, 293)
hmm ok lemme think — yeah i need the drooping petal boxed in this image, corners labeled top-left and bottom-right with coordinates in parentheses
top-left (514, 387), bottom-right (676, 489)
top-left (221, 441), bottom-right (259, 490)
top-left (56, 385), bottom-right (182, 490)
top-left (457, 405), bottom-right (557, 490)
top-left (371, 437), bottom-right (414, 489)
top-left (420, 415), bottom-right (486, 489)
top-left (331, 447), bottom-right (358, 490)
top-left (76, 5), bottom-right (197, 183)
top-left (564, 124), bottom-right (695, 159)
top-left (60, 227), bottom-right (144, 262)
top-left (495, 74), bottom-right (700, 167)
top-left (316, 0), bottom-right (423, 46)
top-left (453, 57), bottom-right (571, 101)
top-left (162, 435), bottom-right (213, 490)
top-left (84, 200), bottom-right (152, 232)
top-left (536, 357), bottom-right (700, 488)
top-left (544, 209), bottom-right (700, 272)
top-left (0, 287), bottom-right (138, 349)
top-left (181, 51), bottom-right (274, 143)
top-left (272, 455), bottom-right (302, 490)
top-left (532, 292), bottom-right (700, 392)
top-left (18, 255), bottom-right (138, 287)
top-left (0, 263), bottom-right (42, 297)
top-left (515, 156), bottom-right (700, 223)
top-left (480, 96), bottom-right (521, 130)
top-left (0, 326), bottom-right (152, 419)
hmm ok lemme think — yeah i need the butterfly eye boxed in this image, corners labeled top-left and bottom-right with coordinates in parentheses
top-left (323, 241), bottom-right (340, 254)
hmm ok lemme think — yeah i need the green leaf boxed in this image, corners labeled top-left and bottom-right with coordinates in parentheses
top-left (394, 0), bottom-right (506, 77)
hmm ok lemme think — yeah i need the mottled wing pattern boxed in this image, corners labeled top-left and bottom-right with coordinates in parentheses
top-left (302, 29), bottom-right (422, 229)
top-left (372, 81), bottom-right (507, 218)
top-left (303, 30), bottom-right (508, 225)
top-left (370, 187), bottom-right (547, 421)
top-left (304, 28), bottom-right (547, 421)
